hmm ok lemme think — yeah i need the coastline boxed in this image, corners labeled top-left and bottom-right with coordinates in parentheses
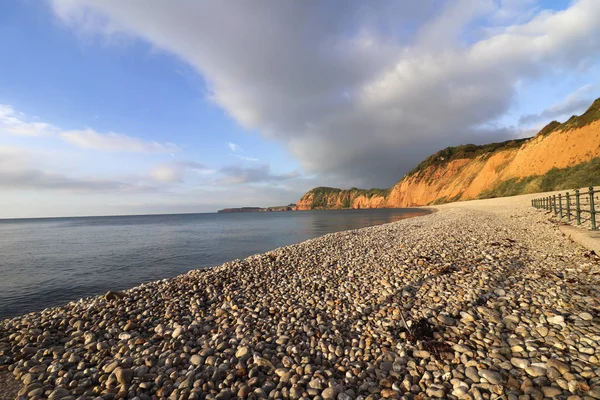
top-left (1, 195), bottom-right (599, 399)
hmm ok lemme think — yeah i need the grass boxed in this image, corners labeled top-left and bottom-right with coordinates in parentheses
top-left (409, 97), bottom-right (600, 177)
top-left (537, 97), bottom-right (600, 137)
top-left (429, 194), bottom-right (462, 205)
top-left (407, 139), bottom-right (528, 177)
top-left (479, 157), bottom-right (600, 198)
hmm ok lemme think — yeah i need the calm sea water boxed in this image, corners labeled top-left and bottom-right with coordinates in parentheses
top-left (0, 208), bottom-right (425, 319)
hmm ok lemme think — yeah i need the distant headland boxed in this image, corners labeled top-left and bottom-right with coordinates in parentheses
top-left (217, 204), bottom-right (296, 213)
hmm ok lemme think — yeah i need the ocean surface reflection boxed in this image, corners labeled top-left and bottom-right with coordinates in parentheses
top-left (0, 208), bottom-right (426, 319)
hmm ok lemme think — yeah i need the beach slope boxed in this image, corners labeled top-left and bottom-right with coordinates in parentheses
top-left (1, 194), bottom-right (599, 399)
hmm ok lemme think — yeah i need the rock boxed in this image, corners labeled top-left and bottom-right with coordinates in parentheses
top-left (104, 290), bottom-right (125, 301)
top-left (479, 369), bottom-right (503, 384)
top-left (588, 387), bottom-right (600, 399)
top-left (124, 321), bottom-right (137, 331)
top-left (322, 387), bottom-right (337, 399)
top-left (579, 312), bottom-right (593, 320)
top-left (172, 327), bottom-right (183, 338)
top-left (48, 388), bottom-right (70, 400)
top-left (289, 386), bottom-right (302, 400)
top-left (413, 350), bottom-right (430, 359)
top-left (465, 366), bottom-right (480, 383)
top-left (547, 359), bottom-right (569, 374)
top-left (453, 387), bottom-right (468, 397)
top-left (309, 378), bottom-right (323, 390)
top-left (426, 386), bottom-right (446, 398)
top-left (511, 358), bottom-right (530, 369)
top-left (114, 367), bottom-right (134, 384)
top-left (437, 315), bottom-right (456, 325)
top-left (253, 355), bottom-right (274, 369)
top-left (238, 385), bottom-right (251, 398)
top-left (104, 360), bottom-right (119, 373)
top-left (215, 389), bottom-right (232, 400)
top-left (190, 354), bottom-right (202, 366)
top-left (460, 312), bottom-right (476, 322)
top-left (525, 366), bottom-right (547, 377)
top-left (547, 315), bottom-right (564, 325)
top-left (541, 387), bottom-right (562, 397)
top-left (236, 346), bottom-right (250, 360)
top-left (524, 387), bottom-right (544, 400)
top-left (453, 344), bottom-right (473, 355)
top-left (380, 388), bottom-right (399, 398)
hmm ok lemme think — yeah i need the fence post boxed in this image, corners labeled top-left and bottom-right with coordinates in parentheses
top-left (566, 192), bottom-right (571, 222)
top-left (559, 194), bottom-right (563, 219)
top-left (576, 189), bottom-right (581, 225)
top-left (553, 195), bottom-right (557, 215)
top-left (548, 196), bottom-right (551, 211)
top-left (590, 187), bottom-right (597, 230)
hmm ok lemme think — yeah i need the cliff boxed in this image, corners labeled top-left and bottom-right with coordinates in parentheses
top-left (296, 97), bottom-right (600, 210)
top-left (295, 187), bottom-right (389, 211)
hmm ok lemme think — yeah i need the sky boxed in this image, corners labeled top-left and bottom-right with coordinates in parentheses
top-left (1, 0), bottom-right (600, 218)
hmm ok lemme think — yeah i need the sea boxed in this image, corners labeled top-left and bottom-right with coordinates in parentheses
top-left (0, 208), bottom-right (425, 319)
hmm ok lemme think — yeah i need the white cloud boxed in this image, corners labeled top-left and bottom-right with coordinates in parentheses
top-left (61, 129), bottom-right (180, 153)
top-left (235, 155), bottom-right (259, 162)
top-left (151, 160), bottom-right (214, 182)
top-left (49, 0), bottom-right (600, 187)
top-left (227, 141), bottom-right (241, 152)
top-left (226, 141), bottom-right (259, 162)
top-left (1, 103), bottom-right (180, 153)
top-left (0, 104), bottom-right (56, 137)
top-left (0, 146), bottom-right (154, 193)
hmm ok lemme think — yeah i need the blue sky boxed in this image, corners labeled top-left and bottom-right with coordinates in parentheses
top-left (1, 0), bottom-right (599, 217)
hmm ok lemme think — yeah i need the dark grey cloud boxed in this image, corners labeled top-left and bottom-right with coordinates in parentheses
top-left (53, 0), bottom-right (600, 188)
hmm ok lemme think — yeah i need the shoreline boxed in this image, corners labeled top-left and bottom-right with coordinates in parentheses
top-left (0, 207), bottom-right (430, 321)
top-left (1, 196), bottom-right (599, 399)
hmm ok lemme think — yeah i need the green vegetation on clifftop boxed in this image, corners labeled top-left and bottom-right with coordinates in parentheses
top-left (480, 157), bottom-right (600, 198)
top-left (538, 97), bottom-right (600, 137)
top-left (407, 138), bottom-right (528, 177)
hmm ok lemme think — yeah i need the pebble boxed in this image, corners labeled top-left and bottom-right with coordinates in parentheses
top-left (525, 366), bottom-right (547, 377)
top-left (1, 204), bottom-right (599, 400)
top-left (479, 369), bottom-right (503, 384)
top-left (114, 367), bottom-right (133, 384)
top-left (579, 312), bottom-right (593, 321)
top-left (547, 315), bottom-right (565, 325)
top-left (322, 387), bottom-right (337, 399)
top-left (541, 386), bottom-right (562, 397)
top-left (413, 350), bottom-right (430, 359)
top-left (511, 358), bottom-right (530, 369)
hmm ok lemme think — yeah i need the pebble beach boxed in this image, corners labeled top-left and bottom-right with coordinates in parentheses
top-left (1, 196), bottom-right (599, 400)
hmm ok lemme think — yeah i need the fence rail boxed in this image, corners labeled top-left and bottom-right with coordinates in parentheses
top-left (531, 187), bottom-right (599, 230)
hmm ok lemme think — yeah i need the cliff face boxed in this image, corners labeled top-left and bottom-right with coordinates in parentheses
top-left (296, 188), bottom-right (389, 210)
top-left (297, 97), bottom-right (600, 209)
